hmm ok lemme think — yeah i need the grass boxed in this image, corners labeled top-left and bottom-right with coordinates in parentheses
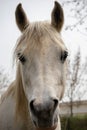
top-left (60, 115), bottom-right (87, 130)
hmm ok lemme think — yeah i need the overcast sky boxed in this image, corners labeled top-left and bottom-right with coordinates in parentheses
top-left (0, 0), bottom-right (87, 78)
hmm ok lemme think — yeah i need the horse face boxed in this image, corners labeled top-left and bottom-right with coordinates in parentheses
top-left (20, 38), bottom-right (67, 128)
top-left (15, 1), bottom-right (67, 129)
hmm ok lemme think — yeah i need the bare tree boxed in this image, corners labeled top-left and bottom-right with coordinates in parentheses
top-left (61, 0), bottom-right (87, 35)
top-left (0, 67), bottom-right (10, 95)
top-left (63, 48), bottom-right (87, 116)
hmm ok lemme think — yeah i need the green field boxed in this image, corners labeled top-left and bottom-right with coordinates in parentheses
top-left (61, 115), bottom-right (87, 130)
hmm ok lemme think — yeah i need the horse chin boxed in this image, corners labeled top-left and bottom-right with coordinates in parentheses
top-left (35, 124), bottom-right (57, 130)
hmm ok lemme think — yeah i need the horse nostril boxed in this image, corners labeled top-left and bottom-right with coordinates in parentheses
top-left (53, 99), bottom-right (59, 110)
top-left (30, 99), bottom-right (35, 113)
top-left (30, 99), bottom-right (40, 115)
top-left (30, 98), bottom-right (58, 118)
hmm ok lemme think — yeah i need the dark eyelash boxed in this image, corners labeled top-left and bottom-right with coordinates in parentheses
top-left (17, 53), bottom-right (26, 63)
top-left (61, 51), bottom-right (68, 63)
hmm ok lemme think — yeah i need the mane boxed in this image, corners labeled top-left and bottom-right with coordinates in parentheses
top-left (0, 82), bottom-right (15, 104)
top-left (14, 21), bottom-right (64, 61)
top-left (15, 64), bottom-right (30, 122)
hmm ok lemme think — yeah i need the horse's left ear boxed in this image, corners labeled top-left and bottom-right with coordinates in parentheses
top-left (51, 1), bottom-right (64, 32)
top-left (15, 3), bottom-right (29, 32)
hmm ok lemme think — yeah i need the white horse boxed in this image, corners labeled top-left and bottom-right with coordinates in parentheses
top-left (0, 1), bottom-right (68, 130)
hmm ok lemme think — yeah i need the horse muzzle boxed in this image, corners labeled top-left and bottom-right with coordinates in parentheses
top-left (29, 98), bottom-right (58, 129)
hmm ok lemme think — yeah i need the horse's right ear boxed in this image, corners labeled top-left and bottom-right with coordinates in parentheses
top-left (15, 3), bottom-right (29, 32)
top-left (51, 1), bottom-right (64, 32)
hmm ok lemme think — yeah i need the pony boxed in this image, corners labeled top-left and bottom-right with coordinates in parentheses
top-left (0, 1), bottom-right (68, 130)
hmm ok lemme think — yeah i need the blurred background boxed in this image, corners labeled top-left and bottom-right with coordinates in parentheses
top-left (0, 0), bottom-right (87, 127)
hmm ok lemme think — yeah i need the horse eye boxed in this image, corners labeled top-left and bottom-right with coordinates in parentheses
top-left (60, 51), bottom-right (68, 63)
top-left (17, 53), bottom-right (26, 63)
